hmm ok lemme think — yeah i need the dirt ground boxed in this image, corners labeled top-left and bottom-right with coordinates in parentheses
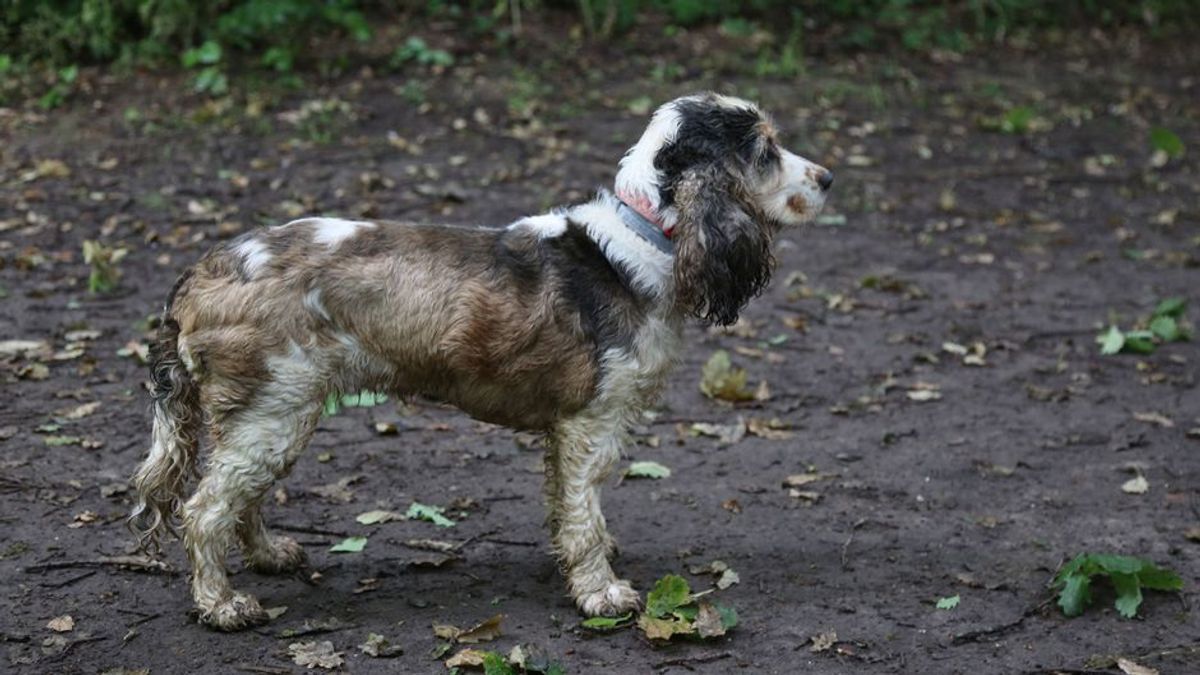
top-left (2, 20), bottom-right (1198, 675)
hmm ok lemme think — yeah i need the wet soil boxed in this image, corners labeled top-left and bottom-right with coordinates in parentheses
top-left (2, 20), bottom-right (1198, 675)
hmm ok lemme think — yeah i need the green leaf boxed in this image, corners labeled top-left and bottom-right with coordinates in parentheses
top-left (1122, 330), bottom-right (1157, 354)
top-left (183, 40), bottom-right (222, 67)
top-left (43, 435), bottom-right (82, 446)
top-left (1137, 565), bottom-right (1183, 591)
top-left (406, 502), bottom-right (455, 527)
top-left (1149, 315), bottom-right (1180, 342)
top-left (1097, 326), bottom-right (1124, 355)
top-left (715, 602), bottom-right (738, 630)
top-left (482, 652), bottom-right (515, 675)
top-left (581, 612), bottom-right (633, 630)
top-left (699, 350), bottom-right (756, 401)
top-left (1057, 573), bottom-right (1091, 617)
top-left (935, 594), bottom-right (960, 610)
top-left (1150, 127), bottom-right (1184, 158)
top-left (1153, 297), bottom-right (1186, 318)
top-left (1088, 553), bottom-right (1145, 575)
top-left (1111, 572), bottom-right (1143, 618)
top-left (355, 510), bottom-right (403, 525)
top-left (329, 536), bottom-right (367, 553)
top-left (625, 460), bottom-right (670, 479)
top-left (645, 575), bottom-right (691, 618)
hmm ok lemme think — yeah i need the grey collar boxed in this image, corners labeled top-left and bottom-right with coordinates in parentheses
top-left (616, 200), bottom-right (673, 255)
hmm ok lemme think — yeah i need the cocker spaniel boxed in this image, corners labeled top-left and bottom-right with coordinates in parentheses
top-left (130, 92), bottom-right (832, 630)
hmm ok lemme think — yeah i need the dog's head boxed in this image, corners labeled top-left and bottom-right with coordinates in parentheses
top-left (615, 93), bottom-right (832, 325)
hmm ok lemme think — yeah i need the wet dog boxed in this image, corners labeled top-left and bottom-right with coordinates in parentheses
top-left (129, 92), bottom-right (832, 630)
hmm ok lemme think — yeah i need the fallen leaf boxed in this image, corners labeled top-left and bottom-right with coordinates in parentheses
top-left (329, 536), bottom-right (368, 553)
top-left (690, 419), bottom-right (746, 444)
top-left (906, 389), bottom-right (942, 402)
top-left (789, 489), bottom-right (822, 503)
top-left (810, 629), bottom-right (837, 652)
top-left (637, 614), bottom-right (694, 640)
top-left (359, 632), bottom-right (403, 658)
top-left (716, 568), bottom-right (740, 590)
top-left (61, 401), bottom-right (101, 419)
top-left (288, 641), bottom-right (344, 669)
top-left (406, 502), bottom-right (455, 527)
top-left (1133, 412), bottom-right (1174, 428)
top-left (693, 602), bottom-right (726, 638)
top-left (783, 472), bottom-right (833, 487)
top-left (444, 648), bottom-right (488, 668)
top-left (1121, 475), bottom-right (1149, 495)
top-left (580, 613), bottom-right (633, 630)
top-left (433, 614), bottom-right (503, 644)
top-left (746, 417), bottom-right (793, 440)
top-left (355, 510), bottom-right (404, 525)
top-left (1117, 657), bottom-right (1160, 675)
top-left (46, 615), bottom-right (75, 632)
top-left (936, 594), bottom-right (960, 610)
top-left (699, 350), bottom-right (756, 402)
top-left (624, 460), bottom-right (670, 479)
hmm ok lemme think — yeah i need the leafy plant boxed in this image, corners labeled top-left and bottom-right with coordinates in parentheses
top-left (700, 350), bottom-right (756, 401)
top-left (1149, 126), bottom-right (1184, 158)
top-left (389, 37), bottom-right (454, 69)
top-left (1097, 297), bottom-right (1190, 355)
top-left (406, 502), bottom-right (455, 527)
top-left (1053, 553), bottom-right (1182, 618)
top-left (38, 65), bottom-right (79, 110)
top-left (322, 389), bottom-right (388, 416)
top-left (82, 240), bottom-right (128, 293)
top-left (636, 574), bottom-right (737, 640)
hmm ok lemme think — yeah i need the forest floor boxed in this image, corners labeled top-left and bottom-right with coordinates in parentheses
top-left (2, 17), bottom-right (1198, 675)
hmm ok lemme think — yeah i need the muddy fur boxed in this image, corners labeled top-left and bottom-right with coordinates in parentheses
top-left (128, 92), bottom-right (831, 630)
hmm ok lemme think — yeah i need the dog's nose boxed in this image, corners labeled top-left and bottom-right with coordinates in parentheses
top-left (817, 170), bottom-right (834, 191)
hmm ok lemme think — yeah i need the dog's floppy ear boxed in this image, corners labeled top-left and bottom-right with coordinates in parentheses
top-left (671, 165), bottom-right (774, 326)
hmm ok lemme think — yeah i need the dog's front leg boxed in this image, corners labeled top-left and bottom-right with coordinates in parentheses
top-left (548, 418), bottom-right (640, 616)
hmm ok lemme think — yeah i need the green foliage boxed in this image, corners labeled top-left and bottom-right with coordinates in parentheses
top-left (1097, 298), bottom-right (1190, 355)
top-left (1149, 127), bottom-right (1184, 157)
top-left (1053, 553), bottom-right (1182, 618)
top-left (329, 536), bottom-right (368, 553)
top-left (322, 389), bottom-right (389, 416)
top-left (935, 594), bottom-right (960, 610)
top-left (406, 502), bottom-right (456, 527)
top-left (82, 239), bottom-right (127, 293)
top-left (390, 37), bottom-right (455, 69)
top-left (637, 574), bottom-right (738, 640)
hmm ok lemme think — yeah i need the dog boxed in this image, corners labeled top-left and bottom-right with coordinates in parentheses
top-left (129, 92), bottom-right (832, 630)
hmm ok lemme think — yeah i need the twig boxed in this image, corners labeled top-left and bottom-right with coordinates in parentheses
top-left (951, 597), bottom-right (1053, 645)
top-left (653, 651), bottom-right (733, 670)
top-left (22, 555), bottom-right (177, 576)
top-left (39, 570), bottom-right (97, 588)
top-left (268, 523), bottom-right (349, 538)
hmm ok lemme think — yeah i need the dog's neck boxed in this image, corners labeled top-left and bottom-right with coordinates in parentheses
top-left (615, 197), bottom-right (672, 256)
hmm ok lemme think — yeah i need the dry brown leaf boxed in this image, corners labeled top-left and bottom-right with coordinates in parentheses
top-left (1117, 658), bottom-right (1159, 675)
top-left (445, 648), bottom-right (488, 668)
top-left (433, 613), bottom-right (503, 644)
top-left (287, 641), bottom-right (343, 669)
top-left (693, 602), bottom-right (726, 638)
top-left (810, 629), bottom-right (837, 652)
top-left (1133, 412), bottom-right (1174, 428)
top-left (46, 615), bottom-right (74, 632)
top-left (747, 417), bottom-right (793, 440)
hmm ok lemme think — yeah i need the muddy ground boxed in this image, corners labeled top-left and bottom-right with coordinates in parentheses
top-left (2, 19), bottom-right (1198, 675)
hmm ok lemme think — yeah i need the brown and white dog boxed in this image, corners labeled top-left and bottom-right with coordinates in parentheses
top-left (130, 93), bottom-right (832, 631)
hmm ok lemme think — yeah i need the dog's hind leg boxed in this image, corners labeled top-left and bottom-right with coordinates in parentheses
top-left (182, 349), bottom-right (324, 631)
top-left (549, 415), bottom-right (641, 617)
top-left (236, 410), bottom-right (319, 575)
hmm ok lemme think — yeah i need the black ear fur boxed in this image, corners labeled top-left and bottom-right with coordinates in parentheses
top-left (672, 166), bottom-right (774, 326)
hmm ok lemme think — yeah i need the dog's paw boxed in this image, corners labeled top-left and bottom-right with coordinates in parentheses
top-left (246, 535), bottom-right (307, 574)
top-left (577, 579), bottom-right (641, 617)
top-left (200, 591), bottom-right (270, 631)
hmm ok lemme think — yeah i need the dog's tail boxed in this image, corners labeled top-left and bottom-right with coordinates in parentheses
top-left (129, 273), bottom-right (201, 553)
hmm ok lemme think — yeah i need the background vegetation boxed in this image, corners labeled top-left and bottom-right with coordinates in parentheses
top-left (2, 0), bottom-right (1198, 73)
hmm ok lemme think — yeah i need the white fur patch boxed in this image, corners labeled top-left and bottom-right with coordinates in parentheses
top-left (756, 149), bottom-right (828, 226)
top-left (614, 103), bottom-right (683, 214)
top-left (234, 238), bottom-right (271, 279)
top-left (510, 214), bottom-right (568, 238)
top-left (567, 197), bottom-right (672, 298)
top-left (309, 218), bottom-right (376, 247)
top-left (304, 288), bottom-right (331, 322)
